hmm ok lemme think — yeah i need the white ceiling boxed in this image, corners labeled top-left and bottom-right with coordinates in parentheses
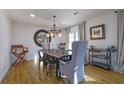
top-left (4, 9), bottom-right (115, 28)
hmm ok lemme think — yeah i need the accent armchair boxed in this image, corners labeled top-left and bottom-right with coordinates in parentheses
top-left (11, 45), bottom-right (28, 64)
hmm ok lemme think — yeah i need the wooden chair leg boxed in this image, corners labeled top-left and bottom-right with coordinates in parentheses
top-left (38, 61), bottom-right (40, 74)
top-left (43, 62), bottom-right (45, 72)
top-left (47, 64), bottom-right (50, 76)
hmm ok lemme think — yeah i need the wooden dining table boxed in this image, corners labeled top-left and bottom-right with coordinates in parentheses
top-left (41, 49), bottom-right (72, 77)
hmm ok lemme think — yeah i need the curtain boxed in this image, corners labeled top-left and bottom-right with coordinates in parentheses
top-left (64, 27), bottom-right (70, 50)
top-left (114, 10), bottom-right (124, 73)
top-left (79, 21), bottom-right (88, 65)
top-left (79, 21), bottom-right (86, 40)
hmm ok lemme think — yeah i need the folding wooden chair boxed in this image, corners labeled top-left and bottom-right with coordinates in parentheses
top-left (11, 45), bottom-right (28, 63)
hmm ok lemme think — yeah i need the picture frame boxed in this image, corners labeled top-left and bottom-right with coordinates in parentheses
top-left (90, 24), bottom-right (105, 40)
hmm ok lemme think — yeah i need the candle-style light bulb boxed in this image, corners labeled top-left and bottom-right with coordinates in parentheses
top-left (58, 33), bottom-right (62, 37)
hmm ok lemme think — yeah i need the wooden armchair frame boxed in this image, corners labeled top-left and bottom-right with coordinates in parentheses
top-left (11, 45), bottom-right (28, 63)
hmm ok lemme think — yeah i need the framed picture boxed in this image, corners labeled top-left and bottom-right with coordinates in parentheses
top-left (90, 24), bottom-right (105, 40)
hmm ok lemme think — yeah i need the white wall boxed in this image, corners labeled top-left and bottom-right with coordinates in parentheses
top-left (86, 12), bottom-right (117, 48)
top-left (11, 21), bottom-right (64, 62)
top-left (0, 11), bottom-right (11, 81)
top-left (86, 12), bottom-right (117, 69)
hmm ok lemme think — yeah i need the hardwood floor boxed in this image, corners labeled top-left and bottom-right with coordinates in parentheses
top-left (1, 61), bottom-right (124, 84)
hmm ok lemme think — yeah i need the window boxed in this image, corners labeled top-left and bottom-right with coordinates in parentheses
top-left (68, 33), bottom-right (74, 50)
top-left (68, 26), bottom-right (79, 50)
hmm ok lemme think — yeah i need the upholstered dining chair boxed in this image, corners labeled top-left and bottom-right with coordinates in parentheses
top-left (59, 41), bottom-right (88, 84)
top-left (42, 42), bottom-right (50, 50)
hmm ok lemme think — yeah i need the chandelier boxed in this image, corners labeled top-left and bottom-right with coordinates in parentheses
top-left (47, 16), bottom-right (62, 38)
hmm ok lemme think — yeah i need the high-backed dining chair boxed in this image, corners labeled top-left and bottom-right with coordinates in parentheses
top-left (38, 50), bottom-right (44, 72)
top-left (42, 42), bottom-right (50, 50)
top-left (46, 55), bottom-right (56, 75)
top-left (58, 43), bottom-right (66, 51)
top-left (60, 41), bottom-right (88, 84)
top-left (38, 42), bottom-right (50, 72)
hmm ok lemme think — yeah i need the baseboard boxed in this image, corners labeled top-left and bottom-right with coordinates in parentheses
top-left (0, 63), bottom-right (12, 83)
